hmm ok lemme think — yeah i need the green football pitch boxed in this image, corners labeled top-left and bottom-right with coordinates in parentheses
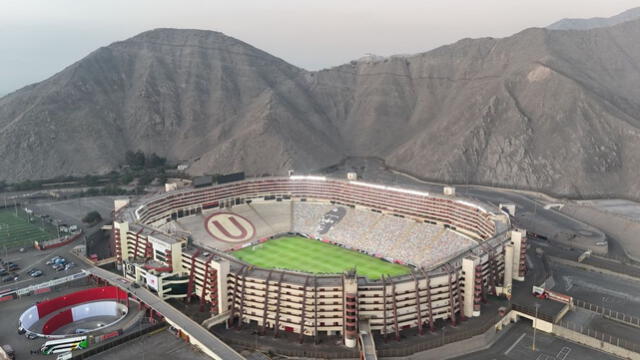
top-left (231, 236), bottom-right (410, 280)
top-left (0, 210), bottom-right (57, 249)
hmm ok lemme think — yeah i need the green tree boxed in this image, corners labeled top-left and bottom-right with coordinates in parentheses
top-left (82, 210), bottom-right (102, 224)
top-left (146, 153), bottom-right (166, 168)
top-left (125, 150), bottom-right (146, 168)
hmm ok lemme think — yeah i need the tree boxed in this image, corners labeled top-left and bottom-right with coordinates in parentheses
top-left (125, 150), bottom-right (146, 168)
top-left (120, 172), bottom-right (134, 185)
top-left (82, 211), bottom-right (102, 224)
top-left (138, 171), bottom-right (154, 186)
top-left (146, 153), bottom-right (166, 168)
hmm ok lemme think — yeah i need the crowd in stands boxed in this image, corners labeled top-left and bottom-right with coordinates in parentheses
top-left (292, 202), bottom-right (477, 267)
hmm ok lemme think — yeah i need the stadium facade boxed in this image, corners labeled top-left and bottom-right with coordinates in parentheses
top-left (113, 176), bottom-right (525, 347)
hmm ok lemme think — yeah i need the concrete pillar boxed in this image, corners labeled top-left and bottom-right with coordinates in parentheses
top-left (462, 257), bottom-right (477, 317)
top-left (511, 230), bottom-right (525, 281)
top-left (343, 272), bottom-right (358, 348)
top-left (504, 244), bottom-right (514, 294)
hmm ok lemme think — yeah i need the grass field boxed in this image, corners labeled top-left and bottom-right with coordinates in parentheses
top-left (232, 236), bottom-right (410, 280)
top-left (0, 209), bottom-right (57, 249)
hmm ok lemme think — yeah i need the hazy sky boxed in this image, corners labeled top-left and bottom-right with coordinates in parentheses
top-left (1, 0), bottom-right (638, 95)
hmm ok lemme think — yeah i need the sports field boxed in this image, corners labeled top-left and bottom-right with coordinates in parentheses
top-left (0, 210), bottom-right (57, 249)
top-left (232, 236), bottom-right (410, 280)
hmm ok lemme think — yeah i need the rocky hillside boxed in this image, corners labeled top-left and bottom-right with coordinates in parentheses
top-left (3, 22), bottom-right (640, 198)
top-left (548, 7), bottom-right (640, 30)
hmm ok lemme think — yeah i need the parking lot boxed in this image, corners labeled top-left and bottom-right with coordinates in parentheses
top-left (550, 262), bottom-right (640, 318)
top-left (0, 242), bottom-right (89, 294)
top-left (91, 328), bottom-right (211, 360)
top-left (452, 320), bottom-right (621, 360)
top-left (560, 307), bottom-right (640, 348)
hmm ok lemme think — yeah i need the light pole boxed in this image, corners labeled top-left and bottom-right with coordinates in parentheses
top-left (532, 303), bottom-right (540, 351)
top-left (54, 220), bottom-right (60, 239)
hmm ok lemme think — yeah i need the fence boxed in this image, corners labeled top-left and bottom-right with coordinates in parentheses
top-left (556, 318), bottom-right (640, 354)
top-left (70, 321), bottom-right (167, 359)
top-left (377, 313), bottom-right (503, 358)
top-left (573, 298), bottom-right (640, 328)
top-left (220, 313), bottom-right (505, 359)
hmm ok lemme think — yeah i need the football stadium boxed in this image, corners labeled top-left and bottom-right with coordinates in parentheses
top-left (113, 174), bottom-right (525, 348)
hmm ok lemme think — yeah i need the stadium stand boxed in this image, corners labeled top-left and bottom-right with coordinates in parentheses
top-left (291, 202), bottom-right (476, 267)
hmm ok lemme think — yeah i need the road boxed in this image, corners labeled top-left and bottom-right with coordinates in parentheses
top-left (551, 262), bottom-right (640, 318)
top-left (87, 266), bottom-right (246, 360)
top-left (451, 321), bottom-right (621, 360)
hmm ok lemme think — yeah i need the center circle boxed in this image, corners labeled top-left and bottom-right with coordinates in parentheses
top-left (204, 212), bottom-right (256, 243)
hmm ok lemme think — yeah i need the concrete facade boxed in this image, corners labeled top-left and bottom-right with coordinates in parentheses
top-left (113, 176), bottom-right (521, 344)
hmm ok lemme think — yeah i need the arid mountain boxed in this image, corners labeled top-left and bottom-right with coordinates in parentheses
top-left (3, 22), bottom-right (640, 197)
top-left (548, 7), bottom-right (640, 30)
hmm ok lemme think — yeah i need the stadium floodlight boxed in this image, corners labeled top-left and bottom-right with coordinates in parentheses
top-left (349, 181), bottom-right (387, 190)
top-left (290, 175), bottom-right (326, 181)
top-left (350, 181), bottom-right (430, 197)
top-left (388, 187), bottom-right (429, 197)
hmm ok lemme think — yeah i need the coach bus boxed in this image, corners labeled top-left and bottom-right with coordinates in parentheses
top-left (40, 336), bottom-right (88, 355)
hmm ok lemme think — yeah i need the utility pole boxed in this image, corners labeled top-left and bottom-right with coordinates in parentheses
top-left (532, 303), bottom-right (540, 351)
top-left (54, 220), bottom-right (60, 239)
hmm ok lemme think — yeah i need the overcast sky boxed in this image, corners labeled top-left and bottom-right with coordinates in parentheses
top-left (0, 0), bottom-right (638, 95)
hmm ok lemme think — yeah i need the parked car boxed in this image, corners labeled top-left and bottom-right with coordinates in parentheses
top-left (64, 262), bottom-right (76, 271)
top-left (0, 269), bottom-right (7, 276)
top-left (2, 275), bottom-right (18, 282)
top-left (46, 256), bottom-right (63, 265)
top-left (28, 269), bottom-right (43, 277)
top-left (52, 263), bottom-right (64, 272)
top-left (5, 262), bottom-right (18, 271)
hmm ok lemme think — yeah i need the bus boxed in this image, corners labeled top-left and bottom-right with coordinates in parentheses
top-left (40, 336), bottom-right (88, 355)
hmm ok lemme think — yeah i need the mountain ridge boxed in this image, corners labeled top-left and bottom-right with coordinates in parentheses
top-left (548, 7), bottom-right (640, 30)
top-left (2, 22), bottom-right (640, 198)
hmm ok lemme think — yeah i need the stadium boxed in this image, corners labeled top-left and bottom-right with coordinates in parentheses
top-left (113, 175), bottom-right (526, 348)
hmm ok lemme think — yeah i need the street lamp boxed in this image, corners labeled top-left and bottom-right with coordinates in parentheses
top-left (532, 303), bottom-right (540, 351)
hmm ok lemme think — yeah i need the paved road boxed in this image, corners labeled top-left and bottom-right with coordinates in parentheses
top-left (561, 308), bottom-right (640, 348)
top-left (551, 262), bottom-right (640, 318)
top-left (87, 266), bottom-right (245, 360)
top-left (451, 320), bottom-right (621, 360)
top-left (359, 320), bottom-right (377, 360)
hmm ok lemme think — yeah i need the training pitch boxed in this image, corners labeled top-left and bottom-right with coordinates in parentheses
top-left (231, 236), bottom-right (410, 280)
top-left (0, 210), bottom-right (56, 249)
